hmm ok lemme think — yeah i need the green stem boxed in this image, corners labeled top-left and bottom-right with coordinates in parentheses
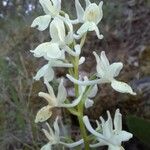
top-left (74, 56), bottom-right (90, 150)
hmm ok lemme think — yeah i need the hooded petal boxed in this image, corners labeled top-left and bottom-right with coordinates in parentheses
top-left (75, 0), bottom-right (84, 22)
top-left (50, 17), bottom-right (65, 43)
top-left (35, 105), bottom-right (52, 123)
top-left (41, 143), bottom-right (52, 150)
top-left (109, 63), bottom-right (123, 77)
top-left (111, 80), bottom-right (136, 95)
top-left (57, 79), bottom-right (67, 104)
top-left (31, 15), bottom-right (51, 31)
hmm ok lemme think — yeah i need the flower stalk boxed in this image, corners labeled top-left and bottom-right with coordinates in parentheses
top-left (30, 0), bottom-right (136, 150)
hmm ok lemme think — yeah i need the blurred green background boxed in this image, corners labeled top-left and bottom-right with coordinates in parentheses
top-left (0, 0), bottom-right (150, 149)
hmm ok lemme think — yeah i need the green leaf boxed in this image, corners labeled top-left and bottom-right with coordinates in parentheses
top-left (126, 115), bottom-right (150, 147)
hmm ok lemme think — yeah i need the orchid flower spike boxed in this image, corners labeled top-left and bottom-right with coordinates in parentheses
top-left (31, 0), bottom-right (61, 31)
top-left (67, 51), bottom-right (136, 95)
top-left (83, 109), bottom-right (133, 150)
top-left (79, 76), bottom-right (98, 108)
top-left (73, 0), bottom-right (103, 39)
top-left (35, 79), bottom-right (83, 123)
top-left (41, 117), bottom-right (84, 150)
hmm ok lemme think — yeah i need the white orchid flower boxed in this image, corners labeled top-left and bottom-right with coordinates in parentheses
top-left (34, 56), bottom-right (85, 83)
top-left (78, 76), bottom-right (98, 108)
top-left (31, 17), bottom-right (80, 60)
top-left (83, 109), bottom-right (133, 150)
top-left (31, 0), bottom-right (61, 31)
top-left (41, 117), bottom-right (84, 150)
top-left (35, 79), bottom-right (83, 123)
top-left (72, 0), bottom-right (103, 39)
top-left (67, 51), bottom-right (136, 95)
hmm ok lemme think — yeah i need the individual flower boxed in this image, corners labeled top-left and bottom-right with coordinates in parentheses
top-left (78, 76), bottom-right (98, 108)
top-left (41, 117), bottom-right (84, 150)
top-left (34, 56), bottom-right (85, 83)
top-left (35, 79), bottom-right (83, 123)
top-left (72, 0), bottom-right (103, 39)
top-left (67, 51), bottom-right (136, 95)
top-left (83, 109), bottom-right (133, 150)
top-left (31, 17), bottom-right (79, 60)
top-left (31, 0), bottom-right (61, 31)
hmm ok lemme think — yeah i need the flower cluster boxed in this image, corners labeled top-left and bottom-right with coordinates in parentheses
top-left (30, 0), bottom-right (136, 150)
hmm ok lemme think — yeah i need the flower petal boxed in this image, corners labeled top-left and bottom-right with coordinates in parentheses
top-left (45, 42), bottom-right (62, 59)
top-left (50, 17), bottom-right (65, 43)
top-left (100, 51), bottom-right (110, 68)
top-left (35, 105), bottom-right (52, 123)
top-left (93, 51), bottom-right (105, 77)
top-left (111, 80), bottom-right (136, 95)
top-left (109, 63), bottom-right (123, 77)
top-left (85, 0), bottom-right (91, 7)
top-left (44, 81), bottom-right (56, 99)
top-left (67, 74), bottom-right (105, 86)
top-left (60, 139), bottom-right (84, 148)
top-left (43, 66), bottom-right (55, 83)
top-left (31, 42), bottom-right (62, 59)
top-left (30, 42), bottom-right (50, 58)
top-left (31, 15), bottom-right (51, 31)
top-left (98, 1), bottom-right (103, 20)
top-left (51, 60), bottom-right (73, 68)
top-left (85, 98), bottom-right (94, 108)
top-left (39, 0), bottom-right (53, 14)
top-left (114, 109), bottom-right (122, 133)
top-left (33, 64), bottom-right (49, 81)
top-left (92, 24), bottom-right (103, 39)
top-left (41, 143), bottom-right (52, 150)
top-left (38, 92), bottom-right (56, 106)
top-left (83, 116), bottom-right (109, 142)
top-left (88, 85), bottom-right (98, 98)
top-left (54, 117), bottom-right (60, 137)
top-left (113, 131), bottom-right (133, 145)
top-left (77, 22), bottom-right (91, 36)
top-left (75, 0), bottom-right (84, 22)
top-left (57, 79), bottom-right (67, 103)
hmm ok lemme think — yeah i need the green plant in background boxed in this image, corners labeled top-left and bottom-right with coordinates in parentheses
top-left (126, 115), bottom-right (150, 148)
top-left (30, 0), bottom-right (136, 150)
